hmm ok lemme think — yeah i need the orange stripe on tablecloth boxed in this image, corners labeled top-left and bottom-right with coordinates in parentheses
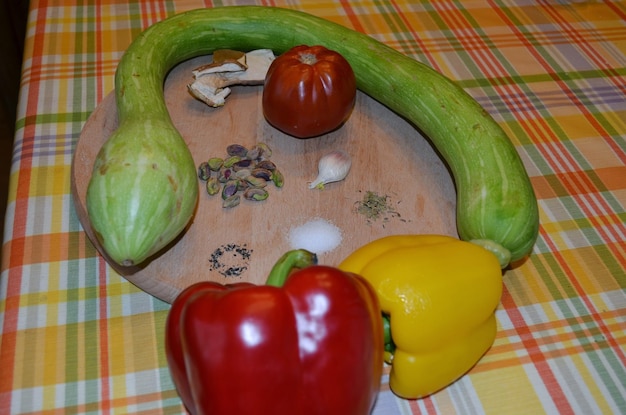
top-left (111, 389), bottom-right (181, 414)
top-left (0, 309), bottom-right (17, 404)
top-left (338, 0), bottom-right (366, 33)
top-left (530, 175), bottom-right (559, 200)
top-left (595, 166), bottom-right (626, 191)
top-left (410, 396), bottom-right (438, 414)
top-left (2, 232), bottom-right (95, 264)
top-left (606, 2), bottom-right (626, 21)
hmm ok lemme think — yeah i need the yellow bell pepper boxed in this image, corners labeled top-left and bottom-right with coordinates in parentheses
top-left (339, 234), bottom-right (503, 399)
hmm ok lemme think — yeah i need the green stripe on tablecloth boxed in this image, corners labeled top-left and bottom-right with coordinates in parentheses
top-left (63, 265), bottom-right (101, 408)
top-left (526, 253), bottom-right (579, 300)
top-left (14, 112), bottom-right (92, 132)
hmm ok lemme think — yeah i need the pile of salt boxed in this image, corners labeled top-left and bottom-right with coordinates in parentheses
top-left (288, 218), bottom-right (342, 255)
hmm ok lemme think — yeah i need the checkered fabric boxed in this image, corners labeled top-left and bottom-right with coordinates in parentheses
top-left (1, 1), bottom-right (625, 414)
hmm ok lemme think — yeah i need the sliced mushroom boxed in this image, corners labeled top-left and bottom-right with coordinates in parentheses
top-left (192, 49), bottom-right (248, 75)
top-left (188, 49), bottom-right (276, 107)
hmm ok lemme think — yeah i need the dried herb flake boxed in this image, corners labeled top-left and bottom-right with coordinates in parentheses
top-left (355, 190), bottom-right (408, 226)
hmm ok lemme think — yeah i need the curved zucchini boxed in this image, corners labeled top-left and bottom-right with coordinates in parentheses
top-left (87, 6), bottom-right (538, 267)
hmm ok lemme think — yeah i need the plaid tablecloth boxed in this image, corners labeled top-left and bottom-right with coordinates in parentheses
top-left (1, 0), bottom-right (625, 414)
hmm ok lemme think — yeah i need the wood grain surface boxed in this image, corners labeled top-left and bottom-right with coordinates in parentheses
top-left (71, 55), bottom-right (457, 303)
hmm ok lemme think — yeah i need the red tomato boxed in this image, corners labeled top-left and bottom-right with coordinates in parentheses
top-left (262, 45), bottom-right (357, 138)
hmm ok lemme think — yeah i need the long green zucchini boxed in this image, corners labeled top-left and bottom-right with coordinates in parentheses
top-left (86, 6), bottom-right (539, 268)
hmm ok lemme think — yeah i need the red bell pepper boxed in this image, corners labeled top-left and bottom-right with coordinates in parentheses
top-left (165, 250), bottom-right (384, 415)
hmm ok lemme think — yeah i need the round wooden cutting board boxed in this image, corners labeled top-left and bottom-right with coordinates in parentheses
top-left (71, 55), bottom-right (457, 304)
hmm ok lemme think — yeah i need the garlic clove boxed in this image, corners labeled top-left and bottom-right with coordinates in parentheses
top-left (309, 150), bottom-right (352, 189)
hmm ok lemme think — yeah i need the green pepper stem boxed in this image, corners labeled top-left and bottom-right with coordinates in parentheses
top-left (265, 249), bottom-right (318, 287)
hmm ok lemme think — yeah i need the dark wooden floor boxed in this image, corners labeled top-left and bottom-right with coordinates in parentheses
top-left (1, 1), bottom-right (30, 260)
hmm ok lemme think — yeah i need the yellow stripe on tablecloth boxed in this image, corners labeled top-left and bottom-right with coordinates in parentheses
top-left (109, 312), bottom-right (167, 376)
top-left (471, 365), bottom-right (547, 413)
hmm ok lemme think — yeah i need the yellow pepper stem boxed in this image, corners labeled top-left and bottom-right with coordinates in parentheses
top-left (383, 314), bottom-right (396, 364)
